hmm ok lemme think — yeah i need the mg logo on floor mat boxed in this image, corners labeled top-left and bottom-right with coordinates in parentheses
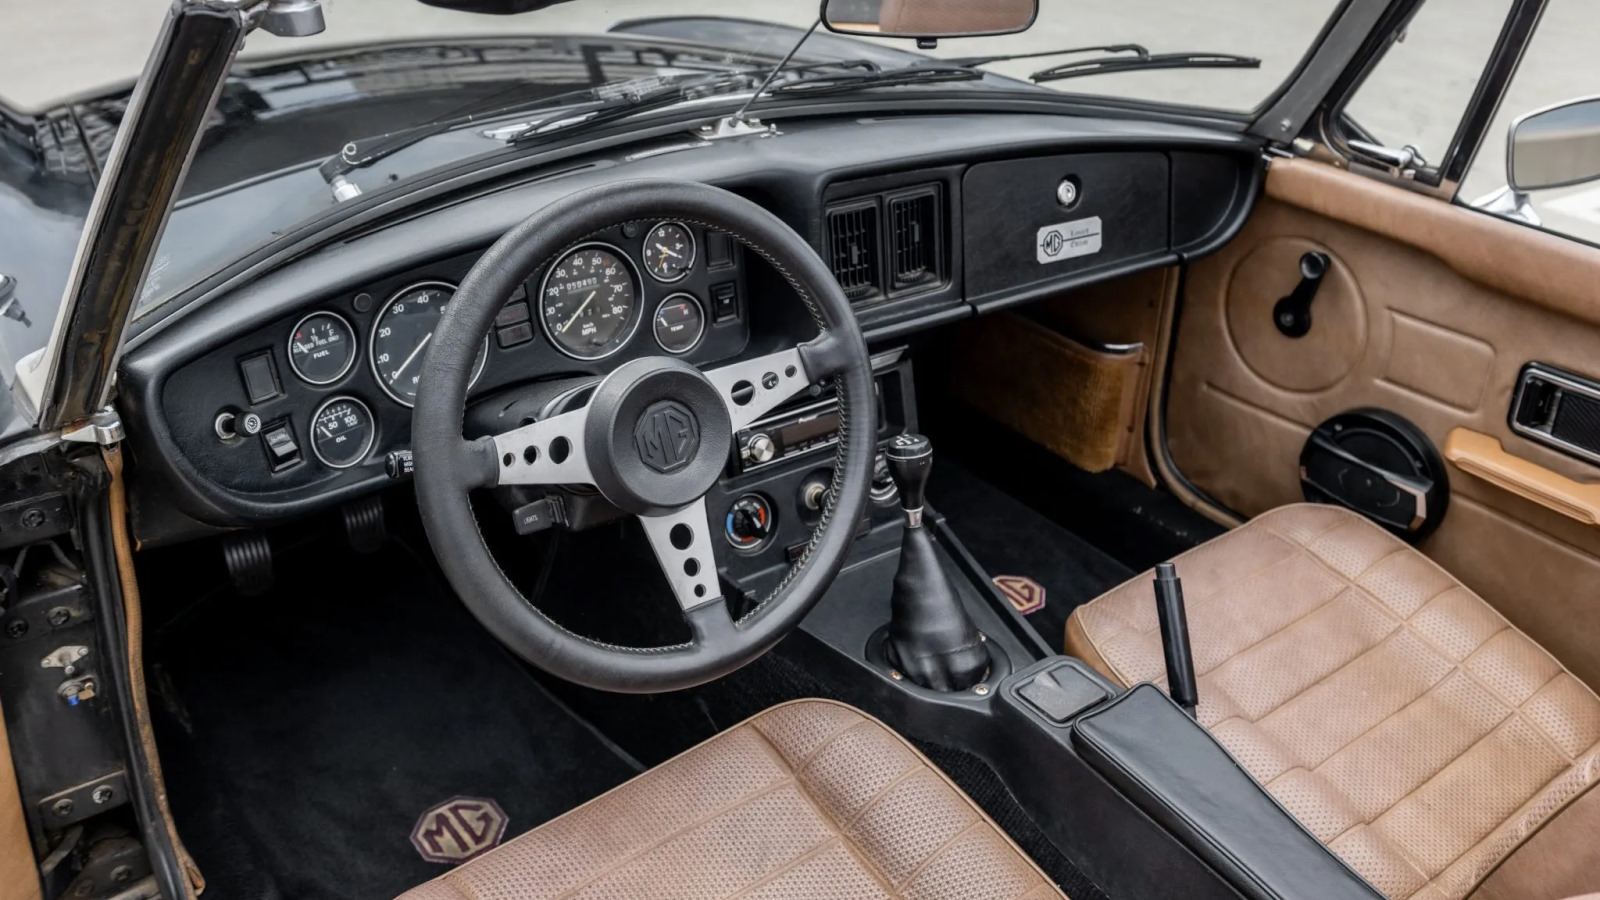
top-left (411, 797), bottom-right (508, 864)
top-left (994, 575), bottom-right (1046, 615)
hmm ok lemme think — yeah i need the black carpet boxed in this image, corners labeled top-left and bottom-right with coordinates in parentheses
top-left (928, 459), bottom-right (1134, 652)
top-left (148, 540), bottom-right (639, 900)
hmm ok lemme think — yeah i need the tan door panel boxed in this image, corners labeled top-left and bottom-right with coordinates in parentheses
top-left (1165, 159), bottom-right (1600, 688)
top-left (1, 707), bottom-right (41, 900)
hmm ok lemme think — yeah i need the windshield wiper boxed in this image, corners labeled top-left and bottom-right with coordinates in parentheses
top-left (944, 44), bottom-right (1149, 68)
top-left (498, 73), bottom-right (756, 144)
top-left (1031, 51), bottom-right (1260, 84)
top-left (766, 62), bottom-right (982, 97)
top-left (318, 69), bottom-right (764, 187)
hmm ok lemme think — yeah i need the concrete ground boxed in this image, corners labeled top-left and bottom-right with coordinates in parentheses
top-left (1, 0), bottom-right (1596, 241)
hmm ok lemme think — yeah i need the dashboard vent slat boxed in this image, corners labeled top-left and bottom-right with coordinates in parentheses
top-left (826, 201), bottom-right (881, 302)
top-left (888, 188), bottom-right (940, 292)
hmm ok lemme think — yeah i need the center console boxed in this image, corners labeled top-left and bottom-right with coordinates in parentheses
top-left (710, 350), bottom-right (916, 601)
top-left (776, 386), bottom-right (1387, 900)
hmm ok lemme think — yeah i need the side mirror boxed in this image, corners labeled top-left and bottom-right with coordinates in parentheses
top-left (820, 0), bottom-right (1038, 40)
top-left (1509, 96), bottom-right (1600, 192)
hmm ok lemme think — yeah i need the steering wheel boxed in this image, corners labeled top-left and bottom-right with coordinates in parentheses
top-left (412, 180), bottom-right (875, 693)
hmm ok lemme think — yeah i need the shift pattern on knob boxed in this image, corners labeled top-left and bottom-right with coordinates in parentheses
top-left (886, 433), bottom-right (933, 520)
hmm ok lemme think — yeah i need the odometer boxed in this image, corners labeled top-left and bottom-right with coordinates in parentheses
top-left (539, 243), bottom-right (640, 360)
top-left (369, 281), bottom-right (487, 407)
top-left (310, 397), bottom-right (376, 469)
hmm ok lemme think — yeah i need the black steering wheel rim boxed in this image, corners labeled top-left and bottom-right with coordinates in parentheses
top-left (412, 179), bottom-right (875, 693)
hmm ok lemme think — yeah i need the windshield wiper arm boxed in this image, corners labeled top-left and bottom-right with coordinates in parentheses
top-left (499, 78), bottom-right (748, 145)
top-left (1032, 52), bottom-right (1260, 84)
top-left (944, 44), bottom-right (1149, 68)
top-left (319, 70), bottom-right (763, 184)
top-left (766, 63), bottom-right (982, 97)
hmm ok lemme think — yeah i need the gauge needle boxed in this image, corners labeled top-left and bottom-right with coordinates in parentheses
top-left (559, 291), bottom-right (597, 334)
top-left (390, 332), bottom-right (431, 381)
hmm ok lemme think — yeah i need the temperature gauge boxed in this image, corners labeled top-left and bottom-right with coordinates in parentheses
top-left (310, 396), bottom-right (376, 469)
top-left (653, 294), bottom-right (705, 354)
top-left (287, 312), bottom-right (357, 385)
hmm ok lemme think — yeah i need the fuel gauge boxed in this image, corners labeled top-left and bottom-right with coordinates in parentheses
top-left (288, 312), bottom-right (357, 385)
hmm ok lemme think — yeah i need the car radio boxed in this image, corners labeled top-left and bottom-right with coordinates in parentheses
top-left (735, 397), bottom-right (842, 473)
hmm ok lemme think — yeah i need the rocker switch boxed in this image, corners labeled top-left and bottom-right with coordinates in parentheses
top-left (262, 423), bottom-right (301, 469)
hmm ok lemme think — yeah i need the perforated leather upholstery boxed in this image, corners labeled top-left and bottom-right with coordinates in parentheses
top-left (397, 700), bottom-right (1066, 900)
top-left (1065, 504), bottom-right (1600, 900)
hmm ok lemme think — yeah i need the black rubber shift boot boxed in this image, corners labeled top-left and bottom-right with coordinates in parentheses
top-left (885, 524), bottom-right (990, 691)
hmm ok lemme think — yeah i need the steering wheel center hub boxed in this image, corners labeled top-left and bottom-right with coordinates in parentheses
top-left (634, 400), bottom-right (700, 474)
top-left (586, 357), bottom-right (731, 515)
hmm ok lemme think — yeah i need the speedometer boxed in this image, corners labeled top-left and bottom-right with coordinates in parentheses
top-left (369, 281), bottom-right (487, 407)
top-left (538, 243), bottom-right (641, 360)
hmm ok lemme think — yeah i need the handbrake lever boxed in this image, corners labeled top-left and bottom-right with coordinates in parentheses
top-left (1153, 562), bottom-right (1200, 718)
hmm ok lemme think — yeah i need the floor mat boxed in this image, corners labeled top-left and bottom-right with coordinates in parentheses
top-left (927, 459), bottom-right (1134, 652)
top-left (149, 540), bottom-right (640, 900)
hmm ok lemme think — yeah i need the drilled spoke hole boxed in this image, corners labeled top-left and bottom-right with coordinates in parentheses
top-left (501, 452), bottom-right (514, 467)
top-left (523, 446), bottom-right (539, 465)
top-left (683, 558), bottom-right (700, 576)
top-left (693, 584), bottom-right (706, 598)
top-left (669, 523), bottom-right (694, 550)
top-left (549, 437), bottom-right (571, 464)
top-left (730, 381), bottom-right (755, 406)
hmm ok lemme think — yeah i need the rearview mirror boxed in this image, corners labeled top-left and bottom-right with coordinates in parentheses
top-left (820, 0), bottom-right (1038, 40)
top-left (1509, 97), bottom-right (1600, 192)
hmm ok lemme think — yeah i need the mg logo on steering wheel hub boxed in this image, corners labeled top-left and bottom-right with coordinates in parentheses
top-left (635, 400), bottom-right (699, 473)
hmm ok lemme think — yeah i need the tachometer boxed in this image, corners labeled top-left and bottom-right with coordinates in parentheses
top-left (287, 312), bottom-right (357, 385)
top-left (539, 244), bottom-right (640, 360)
top-left (310, 396), bottom-right (376, 469)
top-left (369, 281), bottom-right (487, 407)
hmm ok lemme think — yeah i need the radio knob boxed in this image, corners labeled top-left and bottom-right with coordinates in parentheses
top-left (744, 433), bottom-right (776, 464)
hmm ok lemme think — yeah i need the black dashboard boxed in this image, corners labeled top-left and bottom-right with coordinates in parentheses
top-left (156, 222), bottom-right (751, 504)
top-left (120, 111), bottom-right (1261, 548)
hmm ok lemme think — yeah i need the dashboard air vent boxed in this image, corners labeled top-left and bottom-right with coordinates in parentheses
top-left (826, 201), bottom-right (882, 301)
top-left (888, 187), bottom-right (940, 291)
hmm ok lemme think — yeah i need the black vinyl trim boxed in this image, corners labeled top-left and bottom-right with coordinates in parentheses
top-left (1074, 686), bottom-right (1386, 900)
top-left (1439, 0), bottom-right (1549, 187)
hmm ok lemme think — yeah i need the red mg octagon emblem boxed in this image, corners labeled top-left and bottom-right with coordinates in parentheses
top-left (410, 796), bottom-right (509, 864)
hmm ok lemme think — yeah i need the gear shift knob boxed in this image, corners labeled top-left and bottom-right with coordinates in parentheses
top-left (886, 433), bottom-right (933, 517)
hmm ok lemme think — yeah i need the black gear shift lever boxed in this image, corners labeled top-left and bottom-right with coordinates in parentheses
top-left (883, 434), bottom-right (988, 691)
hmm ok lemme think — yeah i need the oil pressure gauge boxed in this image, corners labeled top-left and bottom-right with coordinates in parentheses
top-left (310, 396), bottom-right (375, 469)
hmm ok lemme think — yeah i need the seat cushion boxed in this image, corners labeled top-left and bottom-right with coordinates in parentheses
top-left (397, 699), bottom-right (1065, 900)
top-left (1065, 503), bottom-right (1600, 900)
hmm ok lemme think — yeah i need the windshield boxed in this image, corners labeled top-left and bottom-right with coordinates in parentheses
top-left (1, 0), bottom-right (1343, 320)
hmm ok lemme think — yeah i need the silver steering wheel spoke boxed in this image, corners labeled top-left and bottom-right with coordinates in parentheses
top-left (490, 407), bottom-right (593, 486)
top-left (638, 499), bottom-right (722, 611)
top-left (704, 346), bottom-right (812, 432)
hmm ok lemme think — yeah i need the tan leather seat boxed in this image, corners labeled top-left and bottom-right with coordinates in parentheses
top-left (397, 699), bottom-right (1065, 900)
top-left (1066, 504), bottom-right (1600, 900)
